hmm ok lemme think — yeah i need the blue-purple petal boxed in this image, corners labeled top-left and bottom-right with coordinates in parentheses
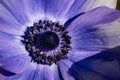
top-left (68, 51), bottom-right (99, 62)
top-left (0, 0), bottom-right (32, 24)
top-left (9, 63), bottom-right (59, 80)
top-left (43, 0), bottom-right (74, 23)
top-left (0, 74), bottom-right (9, 80)
top-left (41, 65), bottom-right (54, 80)
top-left (67, 7), bottom-right (120, 57)
top-left (43, 0), bottom-right (117, 23)
top-left (0, 0), bottom-right (116, 25)
top-left (23, 0), bottom-right (74, 23)
top-left (58, 60), bottom-right (75, 80)
top-left (67, 7), bottom-right (120, 63)
top-left (0, 54), bottom-right (31, 74)
top-left (0, 32), bottom-right (30, 74)
top-left (68, 49), bottom-right (120, 80)
top-left (8, 63), bottom-right (39, 80)
top-left (0, 3), bottom-right (25, 35)
top-left (65, 0), bottom-right (117, 21)
top-left (23, 0), bottom-right (45, 22)
top-left (0, 32), bottom-right (27, 59)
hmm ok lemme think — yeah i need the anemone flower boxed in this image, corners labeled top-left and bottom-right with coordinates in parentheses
top-left (0, 0), bottom-right (120, 80)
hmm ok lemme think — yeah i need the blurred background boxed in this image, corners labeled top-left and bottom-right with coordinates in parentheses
top-left (117, 0), bottom-right (120, 10)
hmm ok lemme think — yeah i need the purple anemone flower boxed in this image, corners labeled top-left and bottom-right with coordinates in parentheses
top-left (0, 0), bottom-right (120, 80)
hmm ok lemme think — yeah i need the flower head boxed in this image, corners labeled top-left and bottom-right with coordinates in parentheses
top-left (0, 0), bottom-right (120, 80)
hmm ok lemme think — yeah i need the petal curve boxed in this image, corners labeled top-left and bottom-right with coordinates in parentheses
top-left (67, 6), bottom-right (120, 62)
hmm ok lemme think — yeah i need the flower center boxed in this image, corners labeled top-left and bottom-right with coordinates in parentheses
top-left (22, 20), bottom-right (71, 65)
top-left (35, 31), bottom-right (59, 51)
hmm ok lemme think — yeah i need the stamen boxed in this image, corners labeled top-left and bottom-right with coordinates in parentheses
top-left (22, 20), bottom-right (71, 65)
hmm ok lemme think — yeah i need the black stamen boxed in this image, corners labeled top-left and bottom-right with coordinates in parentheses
top-left (22, 20), bottom-right (71, 65)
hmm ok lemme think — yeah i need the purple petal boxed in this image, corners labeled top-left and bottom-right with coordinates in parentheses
top-left (41, 65), bottom-right (54, 80)
top-left (0, 0), bottom-right (117, 25)
top-left (65, 0), bottom-right (117, 21)
top-left (0, 54), bottom-right (31, 74)
top-left (0, 0), bottom-right (32, 24)
top-left (67, 7), bottom-right (120, 58)
top-left (0, 32), bottom-right (29, 74)
top-left (0, 32), bottom-right (27, 60)
top-left (0, 67), bottom-right (16, 76)
top-left (9, 63), bottom-right (59, 80)
top-left (58, 60), bottom-right (75, 80)
top-left (18, 0), bottom-right (75, 23)
top-left (68, 51), bottom-right (99, 62)
top-left (8, 63), bottom-right (38, 80)
top-left (0, 3), bottom-right (25, 35)
top-left (43, 0), bottom-right (74, 23)
top-left (49, 64), bottom-right (60, 80)
top-left (0, 74), bottom-right (9, 80)
top-left (23, 0), bottom-right (45, 22)
top-left (68, 51), bottom-right (120, 79)
top-left (42, 0), bottom-right (116, 23)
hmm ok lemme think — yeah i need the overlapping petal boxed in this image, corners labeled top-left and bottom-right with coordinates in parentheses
top-left (58, 60), bottom-right (75, 80)
top-left (68, 49), bottom-right (120, 80)
top-left (0, 32), bottom-right (30, 74)
top-left (1, 0), bottom-right (117, 24)
top-left (8, 63), bottom-right (39, 80)
top-left (7, 63), bottom-right (60, 80)
top-left (0, 0), bottom-right (119, 80)
top-left (49, 64), bottom-right (60, 80)
top-left (67, 6), bottom-right (120, 61)
top-left (0, 54), bottom-right (31, 74)
top-left (42, 0), bottom-right (117, 23)
top-left (65, 0), bottom-right (117, 23)
top-left (23, 0), bottom-right (75, 24)
top-left (68, 51), bottom-right (99, 62)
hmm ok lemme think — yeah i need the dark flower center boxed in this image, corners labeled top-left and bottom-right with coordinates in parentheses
top-left (35, 31), bottom-right (59, 51)
top-left (22, 20), bottom-right (71, 65)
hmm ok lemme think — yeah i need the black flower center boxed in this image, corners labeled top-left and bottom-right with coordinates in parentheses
top-left (36, 31), bottom-right (59, 51)
top-left (22, 20), bottom-right (71, 65)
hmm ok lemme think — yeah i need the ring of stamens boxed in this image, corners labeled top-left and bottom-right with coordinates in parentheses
top-left (22, 20), bottom-right (71, 65)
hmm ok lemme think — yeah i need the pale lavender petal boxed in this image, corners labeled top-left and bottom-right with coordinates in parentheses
top-left (41, 65), bottom-right (54, 80)
top-left (9, 63), bottom-right (58, 80)
top-left (43, 0), bottom-right (117, 23)
top-left (23, 0), bottom-right (45, 22)
top-left (8, 63), bottom-right (38, 80)
top-left (20, 0), bottom-right (75, 23)
top-left (0, 0), bottom-right (117, 25)
top-left (67, 7), bottom-right (120, 62)
top-left (67, 7), bottom-right (120, 60)
top-left (0, 54), bottom-right (31, 74)
top-left (49, 64), bottom-right (60, 80)
top-left (43, 0), bottom-right (74, 23)
top-left (58, 60), bottom-right (75, 80)
top-left (0, 3), bottom-right (25, 35)
top-left (0, 32), bottom-right (27, 60)
top-left (0, 32), bottom-right (29, 74)
top-left (0, 0), bottom-right (32, 24)
top-left (82, 0), bottom-right (117, 10)
top-left (65, 0), bottom-right (117, 21)
top-left (0, 74), bottom-right (9, 80)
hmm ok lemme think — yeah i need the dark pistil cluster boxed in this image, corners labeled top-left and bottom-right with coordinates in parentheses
top-left (22, 20), bottom-right (71, 65)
